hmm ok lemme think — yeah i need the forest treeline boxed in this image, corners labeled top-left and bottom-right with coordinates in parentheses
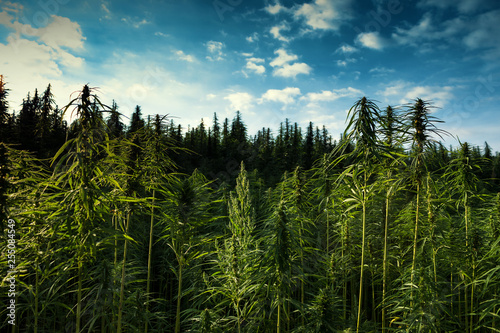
top-left (0, 82), bottom-right (343, 186)
top-left (1, 81), bottom-right (499, 187)
top-left (1, 81), bottom-right (500, 332)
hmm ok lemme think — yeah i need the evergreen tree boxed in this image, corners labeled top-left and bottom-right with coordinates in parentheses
top-left (36, 84), bottom-right (55, 154)
top-left (18, 91), bottom-right (39, 152)
top-left (106, 100), bottom-right (124, 139)
top-left (304, 122), bottom-right (314, 170)
top-left (212, 112), bottom-right (220, 149)
top-left (128, 105), bottom-right (145, 135)
top-left (0, 75), bottom-right (11, 142)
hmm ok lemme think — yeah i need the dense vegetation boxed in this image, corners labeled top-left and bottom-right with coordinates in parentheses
top-left (1, 81), bottom-right (500, 332)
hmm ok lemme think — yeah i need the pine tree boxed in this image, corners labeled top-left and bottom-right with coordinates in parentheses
top-left (0, 75), bottom-right (11, 142)
top-left (128, 105), bottom-right (145, 135)
top-left (18, 91), bottom-right (39, 152)
top-left (106, 100), bottom-right (124, 139)
top-left (304, 122), bottom-right (314, 170)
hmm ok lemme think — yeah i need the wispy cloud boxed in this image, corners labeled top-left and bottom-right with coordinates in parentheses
top-left (293, 0), bottom-right (351, 31)
top-left (2, 2), bottom-right (23, 14)
top-left (205, 41), bottom-right (225, 61)
top-left (418, 0), bottom-right (489, 13)
top-left (154, 31), bottom-right (169, 38)
top-left (264, 0), bottom-right (352, 38)
top-left (270, 22), bottom-right (291, 42)
top-left (264, 2), bottom-right (288, 15)
top-left (336, 44), bottom-right (358, 54)
top-left (302, 87), bottom-right (363, 107)
top-left (121, 17), bottom-right (151, 28)
top-left (377, 81), bottom-right (454, 108)
top-left (174, 50), bottom-right (196, 63)
top-left (101, 3), bottom-right (111, 20)
top-left (369, 66), bottom-right (395, 76)
top-left (246, 32), bottom-right (259, 43)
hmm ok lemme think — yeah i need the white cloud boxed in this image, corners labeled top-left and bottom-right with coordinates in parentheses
top-left (0, 8), bottom-right (85, 51)
top-left (274, 63), bottom-right (312, 78)
top-left (0, 7), bottom-right (34, 36)
top-left (0, 10), bottom-right (86, 108)
top-left (0, 35), bottom-right (86, 113)
top-left (101, 3), bottom-right (111, 15)
top-left (377, 81), bottom-right (454, 108)
top-left (37, 16), bottom-right (85, 50)
top-left (462, 10), bottom-right (500, 57)
top-left (369, 66), bottom-right (395, 75)
top-left (270, 49), bottom-right (298, 67)
top-left (155, 31), bottom-right (169, 38)
top-left (174, 50), bottom-right (195, 62)
top-left (261, 87), bottom-right (301, 106)
top-left (356, 32), bottom-right (388, 50)
top-left (2, 2), bottom-right (23, 14)
top-left (303, 87), bottom-right (362, 107)
top-left (205, 40), bottom-right (225, 61)
top-left (246, 32), bottom-right (259, 43)
top-left (392, 13), bottom-right (435, 47)
top-left (101, 3), bottom-right (111, 20)
top-left (418, 0), bottom-right (489, 13)
top-left (270, 22), bottom-right (291, 42)
top-left (293, 0), bottom-right (350, 31)
top-left (378, 81), bottom-right (409, 97)
top-left (245, 57), bottom-right (265, 75)
top-left (391, 10), bottom-right (500, 58)
top-left (269, 48), bottom-right (312, 78)
top-left (402, 86), bottom-right (454, 107)
top-left (265, 2), bottom-right (287, 15)
top-left (336, 58), bottom-right (356, 67)
top-left (224, 92), bottom-right (254, 112)
top-left (121, 17), bottom-right (151, 29)
top-left (336, 44), bottom-right (358, 54)
top-left (0, 36), bottom-right (61, 77)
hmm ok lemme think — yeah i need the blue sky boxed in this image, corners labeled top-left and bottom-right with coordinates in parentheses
top-left (1, 0), bottom-right (499, 151)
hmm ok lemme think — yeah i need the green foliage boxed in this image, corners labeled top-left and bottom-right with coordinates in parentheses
top-left (3, 86), bottom-right (500, 333)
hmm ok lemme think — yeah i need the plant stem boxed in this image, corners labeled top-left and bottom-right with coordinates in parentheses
top-left (76, 246), bottom-right (82, 333)
top-left (117, 212), bottom-right (131, 333)
top-left (145, 189), bottom-right (155, 333)
top-left (411, 182), bottom-right (420, 307)
top-left (277, 295), bottom-right (281, 333)
top-left (382, 190), bottom-right (390, 332)
top-left (357, 171), bottom-right (367, 333)
top-left (175, 256), bottom-right (183, 333)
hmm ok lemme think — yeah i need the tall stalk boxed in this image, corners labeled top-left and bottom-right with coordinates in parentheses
top-left (357, 170), bottom-right (368, 332)
top-left (175, 249), bottom-right (183, 333)
top-left (145, 189), bottom-right (155, 333)
top-left (162, 171), bottom-right (214, 333)
top-left (445, 141), bottom-right (479, 331)
top-left (382, 188), bottom-right (390, 331)
top-left (380, 105), bottom-right (401, 332)
top-left (404, 98), bottom-right (447, 306)
top-left (117, 211), bottom-right (131, 333)
top-left (52, 85), bottom-right (113, 332)
top-left (339, 97), bottom-right (381, 332)
top-left (410, 182), bottom-right (420, 305)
